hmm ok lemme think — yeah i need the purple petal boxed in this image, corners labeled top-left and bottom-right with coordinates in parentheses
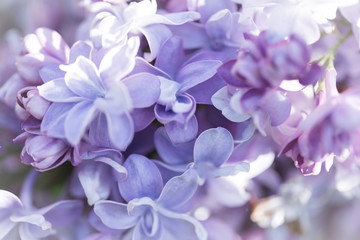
top-left (105, 112), bottom-right (134, 151)
top-left (194, 127), bottom-right (234, 167)
top-left (131, 107), bottom-right (156, 132)
top-left (122, 73), bottom-right (160, 108)
top-left (157, 169), bottom-right (198, 210)
top-left (187, 75), bottom-right (226, 105)
top-left (155, 36), bottom-right (185, 79)
top-left (177, 60), bottom-right (222, 91)
top-left (119, 154), bottom-right (163, 201)
top-left (63, 56), bottom-right (105, 99)
top-left (38, 78), bottom-right (83, 102)
top-left (65, 101), bottom-right (97, 146)
top-left (299, 63), bottom-right (323, 86)
top-left (94, 200), bottom-right (139, 230)
top-left (154, 127), bottom-right (194, 165)
top-left (165, 116), bottom-right (198, 144)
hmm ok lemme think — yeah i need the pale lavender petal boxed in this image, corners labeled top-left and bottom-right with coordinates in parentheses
top-left (17, 53), bottom-right (60, 84)
top-left (154, 127), bottom-right (194, 165)
top-left (105, 112), bottom-right (134, 151)
top-left (63, 56), bottom-right (105, 99)
top-left (157, 169), bottom-right (198, 210)
top-left (38, 78), bottom-right (83, 102)
top-left (94, 200), bottom-right (139, 230)
top-left (205, 9), bottom-right (232, 42)
top-left (139, 24), bottom-right (172, 61)
top-left (0, 73), bottom-right (27, 107)
top-left (99, 37), bottom-right (139, 82)
top-left (41, 102), bottom-right (76, 138)
top-left (69, 41), bottom-right (93, 64)
top-left (65, 101), bottom-right (97, 146)
top-left (122, 73), bottom-right (160, 108)
top-left (168, 23), bottom-right (208, 49)
top-left (188, 0), bottom-right (235, 23)
top-left (119, 154), bottom-right (163, 201)
top-left (0, 190), bottom-right (22, 219)
top-left (165, 116), bottom-right (198, 144)
top-left (211, 87), bottom-right (251, 122)
top-left (32, 28), bottom-right (69, 62)
top-left (133, 213), bottom-right (162, 240)
top-left (177, 60), bottom-right (222, 91)
top-left (260, 90), bottom-right (291, 126)
top-left (39, 64), bottom-right (65, 83)
top-left (38, 200), bottom-right (83, 228)
top-left (78, 162), bottom-right (113, 205)
top-left (159, 209), bottom-right (207, 240)
top-left (194, 127), bottom-right (233, 167)
top-left (155, 36), bottom-right (185, 79)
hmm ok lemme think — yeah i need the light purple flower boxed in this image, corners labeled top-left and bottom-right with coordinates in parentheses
top-left (38, 38), bottom-right (160, 150)
top-left (90, 0), bottom-right (200, 60)
top-left (152, 36), bottom-right (222, 143)
top-left (0, 171), bottom-right (83, 239)
top-left (94, 154), bottom-right (207, 240)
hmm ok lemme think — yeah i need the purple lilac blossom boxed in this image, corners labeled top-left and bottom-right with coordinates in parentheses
top-left (151, 36), bottom-right (222, 143)
top-left (212, 32), bottom-right (322, 135)
top-left (38, 37), bottom-right (160, 150)
top-left (0, 171), bottom-right (83, 239)
top-left (94, 154), bottom-right (207, 240)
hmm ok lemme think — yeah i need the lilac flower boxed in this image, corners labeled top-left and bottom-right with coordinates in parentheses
top-left (17, 27), bottom-right (69, 85)
top-left (171, 0), bottom-right (257, 60)
top-left (154, 127), bottom-right (250, 181)
top-left (38, 37), bottom-right (160, 150)
top-left (0, 171), bottom-right (83, 239)
top-left (282, 69), bottom-right (360, 175)
top-left (212, 32), bottom-right (322, 134)
top-left (90, 0), bottom-right (200, 59)
top-left (94, 154), bottom-right (207, 240)
top-left (240, 0), bottom-right (356, 44)
top-left (152, 36), bottom-right (222, 143)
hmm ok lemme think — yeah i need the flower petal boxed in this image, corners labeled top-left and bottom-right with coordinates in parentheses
top-left (119, 154), bottom-right (163, 201)
top-left (194, 127), bottom-right (234, 167)
top-left (154, 127), bottom-right (194, 165)
top-left (94, 200), bottom-right (139, 230)
top-left (157, 169), bottom-right (198, 210)
top-left (105, 112), bottom-right (134, 151)
top-left (63, 56), bottom-right (105, 99)
top-left (122, 73), bottom-right (160, 108)
top-left (65, 101), bottom-right (97, 146)
top-left (38, 78), bottom-right (83, 102)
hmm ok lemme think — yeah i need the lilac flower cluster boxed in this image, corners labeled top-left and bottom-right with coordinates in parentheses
top-left (1, 0), bottom-right (360, 239)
